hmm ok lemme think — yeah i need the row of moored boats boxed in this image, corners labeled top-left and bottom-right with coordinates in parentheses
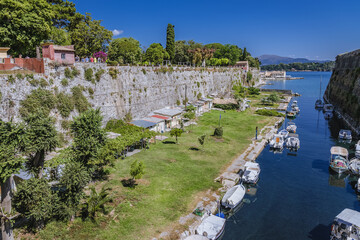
top-left (191, 162), bottom-right (261, 239)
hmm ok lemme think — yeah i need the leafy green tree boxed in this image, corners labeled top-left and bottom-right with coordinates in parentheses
top-left (59, 161), bottom-right (90, 219)
top-left (166, 24), bottom-right (175, 61)
top-left (13, 178), bottom-right (59, 230)
top-left (214, 44), bottom-right (242, 65)
top-left (82, 186), bottom-right (110, 220)
top-left (130, 160), bottom-right (145, 180)
top-left (24, 112), bottom-right (58, 178)
top-left (170, 128), bottom-right (183, 144)
top-left (145, 43), bottom-right (169, 65)
top-left (70, 13), bottom-right (112, 57)
top-left (0, 121), bottom-right (26, 240)
top-left (48, 26), bottom-right (72, 46)
top-left (108, 37), bottom-right (142, 64)
top-left (0, 0), bottom-right (54, 57)
top-left (241, 47), bottom-right (249, 61)
top-left (268, 93), bottom-right (280, 103)
top-left (204, 43), bottom-right (224, 51)
top-left (214, 127), bottom-right (223, 137)
top-left (71, 108), bottom-right (107, 167)
top-left (46, 0), bottom-right (83, 30)
top-left (174, 40), bottom-right (190, 64)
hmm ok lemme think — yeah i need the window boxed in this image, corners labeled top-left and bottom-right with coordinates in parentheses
top-left (61, 53), bottom-right (66, 59)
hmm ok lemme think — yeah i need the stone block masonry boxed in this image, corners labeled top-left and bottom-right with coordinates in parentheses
top-left (0, 62), bottom-right (259, 131)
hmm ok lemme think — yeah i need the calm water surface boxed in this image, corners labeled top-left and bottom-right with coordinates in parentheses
top-left (223, 72), bottom-right (360, 240)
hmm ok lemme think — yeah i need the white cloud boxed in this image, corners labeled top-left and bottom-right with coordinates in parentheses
top-left (112, 29), bottom-right (124, 36)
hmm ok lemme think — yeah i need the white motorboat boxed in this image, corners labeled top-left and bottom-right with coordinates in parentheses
top-left (241, 162), bottom-right (261, 184)
top-left (291, 100), bottom-right (298, 108)
top-left (323, 104), bottom-right (334, 112)
top-left (329, 146), bottom-right (349, 174)
top-left (292, 106), bottom-right (300, 113)
top-left (286, 122), bottom-right (297, 133)
top-left (278, 129), bottom-right (289, 138)
top-left (356, 140), bottom-right (360, 158)
top-left (221, 184), bottom-right (246, 209)
top-left (269, 134), bottom-right (285, 150)
top-left (324, 111), bottom-right (333, 120)
top-left (285, 133), bottom-right (300, 150)
top-left (315, 99), bottom-right (324, 108)
top-left (349, 158), bottom-right (360, 175)
top-left (331, 208), bottom-right (360, 240)
top-left (195, 214), bottom-right (226, 240)
top-left (338, 129), bottom-right (352, 141)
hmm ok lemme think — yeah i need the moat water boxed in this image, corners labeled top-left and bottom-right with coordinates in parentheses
top-left (223, 72), bottom-right (360, 240)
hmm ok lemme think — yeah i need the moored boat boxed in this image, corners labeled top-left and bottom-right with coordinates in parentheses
top-left (330, 208), bottom-right (360, 240)
top-left (323, 104), bottom-right (334, 113)
top-left (241, 162), bottom-right (261, 184)
top-left (269, 134), bottom-right (285, 150)
top-left (356, 140), bottom-right (360, 158)
top-left (285, 133), bottom-right (300, 151)
top-left (292, 106), bottom-right (300, 113)
top-left (349, 158), bottom-right (360, 175)
top-left (329, 146), bottom-right (349, 174)
top-left (221, 184), bottom-right (246, 209)
top-left (338, 129), bottom-right (352, 141)
top-left (286, 110), bottom-right (297, 118)
top-left (278, 129), bottom-right (289, 138)
top-left (286, 122), bottom-right (297, 133)
top-left (195, 214), bottom-right (226, 240)
top-left (324, 111), bottom-right (333, 120)
top-left (315, 99), bottom-right (324, 109)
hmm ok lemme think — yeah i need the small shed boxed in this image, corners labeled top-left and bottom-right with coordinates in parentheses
top-left (0, 47), bottom-right (10, 60)
top-left (142, 117), bottom-right (166, 133)
top-left (42, 44), bottom-right (75, 65)
top-left (153, 108), bottom-right (183, 129)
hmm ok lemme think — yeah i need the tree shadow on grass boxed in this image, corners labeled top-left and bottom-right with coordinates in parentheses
top-left (121, 178), bottom-right (138, 189)
top-left (189, 147), bottom-right (200, 151)
top-left (162, 141), bottom-right (176, 144)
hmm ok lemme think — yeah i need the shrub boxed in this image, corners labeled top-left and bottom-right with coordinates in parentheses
top-left (214, 127), bottom-right (223, 137)
top-left (39, 78), bottom-right (49, 88)
top-left (108, 68), bottom-right (118, 79)
top-left (64, 67), bottom-right (72, 79)
top-left (27, 78), bottom-right (39, 87)
top-left (197, 93), bottom-right (202, 99)
top-left (61, 120), bottom-right (72, 130)
top-left (16, 73), bottom-right (24, 80)
top-left (176, 99), bottom-right (180, 106)
top-left (49, 78), bottom-right (54, 85)
top-left (72, 67), bottom-right (80, 77)
top-left (255, 109), bottom-right (284, 117)
top-left (268, 92), bottom-right (280, 103)
top-left (61, 78), bottom-right (69, 86)
top-left (20, 88), bottom-right (56, 117)
top-left (196, 82), bottom-right (200, 88)
top-left (82, 186), bottom-right (110, 219)
top-left (88, 87), bottom-right (94, 95)
top-left (130, 160), bottom-right (145, 180)
top-left (183, 111), bottom-right (195, 120)
top-left (56, 92), bottom-right (74, 118)
top-left (247, 72), bottom-right (253, 82)
top-left (84, 68), bottom-right (94, 82)
top-left (107, 61), bottom-right (118, 66)
top-left (7, 75), bottom-right (15, 84)
top-left (95, 69), bottom-right (105, 82)
top-left (26, 73), bottom-right (34, 79)
top-left (248, 87), bottom-right (260, 95)
top-left (142, 68), bottom-right (146, 74)
top-left (213, 103), bottom-right (239, 110)
top-left (71, 86), bottom-right (90, 113)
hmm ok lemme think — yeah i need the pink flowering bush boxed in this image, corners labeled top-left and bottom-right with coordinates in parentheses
top-left (93, 51), bottom-right (108, 61)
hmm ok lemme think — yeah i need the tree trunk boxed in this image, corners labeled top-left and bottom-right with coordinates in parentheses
top-left (33, 150), bottom-right (45, 178)
top-left (1, 176), bottom-right (15, 240)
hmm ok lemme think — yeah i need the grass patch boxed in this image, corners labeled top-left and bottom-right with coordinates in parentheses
top-left (255, 109), bottom-right (284, 117)
top-left (35, 110), bottom-right (273, 240)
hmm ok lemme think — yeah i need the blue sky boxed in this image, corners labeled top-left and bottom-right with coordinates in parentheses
top-left (73, 0), bottom-right (360, 60)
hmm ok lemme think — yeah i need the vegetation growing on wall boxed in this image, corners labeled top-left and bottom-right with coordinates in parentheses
top-left (56, 92), bottom-right (75, 118)
top-left (20, 88), bottom-right (56, 117)
top-left (71, 86), bottom-right (91, 113)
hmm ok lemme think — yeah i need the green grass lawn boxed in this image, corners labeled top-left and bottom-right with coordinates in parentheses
top-left (36, 110), bottom-right (274, 240)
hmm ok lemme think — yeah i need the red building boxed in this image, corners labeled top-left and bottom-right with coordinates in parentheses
top-left (42, 44), bottom-right (75, 64)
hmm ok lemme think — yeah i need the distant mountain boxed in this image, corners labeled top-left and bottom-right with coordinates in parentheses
top-left (258, 54), bottom-right (331, 66)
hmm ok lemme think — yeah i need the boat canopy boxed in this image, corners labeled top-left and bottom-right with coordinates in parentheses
top-left (196, 215), bottom-right (225, 240)
top-left (335, 208), bottom-right (360, 227)
top-left (288, 133), bottom-right (299, 138)
top-left (288, 122), bottom-right (296, 126)
top-left (244, 162), bottom-right (260, 169)
top-left (339, 129), bottom-right (352, 135)
top-left (330, 146), bottom-right (348, 157)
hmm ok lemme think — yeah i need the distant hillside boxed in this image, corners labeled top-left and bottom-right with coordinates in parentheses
top-left (259, 54), bottom-right (331, 66)
top-left (261, 61), bottom-right (335, 71)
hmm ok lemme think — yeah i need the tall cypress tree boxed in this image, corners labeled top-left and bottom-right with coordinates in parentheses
top-left (166, 24), bottom-right (175, 62)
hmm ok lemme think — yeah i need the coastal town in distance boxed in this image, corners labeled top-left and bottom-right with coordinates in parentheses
top-left (0, 0), bottom-right (359, 239)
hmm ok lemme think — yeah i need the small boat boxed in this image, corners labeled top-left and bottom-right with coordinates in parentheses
top-left (349, 158), bottom-right (360, 175)
top-left (324, 111), bottom-right (333, 120)
top-left (338, 129), bottom-right (352, 141)
top-left (315, 99), bottom-right (324, 109)
top-left (221, 184), bottom-right (246, 209)
top-left (330, 208), bottom-right (360, 240)
top-left (269, 134), bottom-right (285, 150)
top-left (285, 133), bottom-right (300, 150)
top-left (241, 162), bottom-right (261, 184)
top-left (286, 122), bottom-right (297, 133)
top-left (323, 104), bottom-right (334, 112)
top-left (356, 140), bottom-right (360, 158)
top-left (195, 214), bottom-right (226, 240)
top-left (291, 100), bottom-right (298, 108)
top-left (292, 106), bottom-right (300, 113)
top-left (286, 111), bottom-right (297, 118)
top-left (329, 146), bottom-right (349, 174)
top-left (278, 129), bottom-right (289, 138)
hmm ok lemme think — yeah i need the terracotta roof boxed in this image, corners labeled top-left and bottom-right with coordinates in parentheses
top-left (53, 45), bottom-right (75, 52)
top-left (151, 115), bottom-right (170, 120)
